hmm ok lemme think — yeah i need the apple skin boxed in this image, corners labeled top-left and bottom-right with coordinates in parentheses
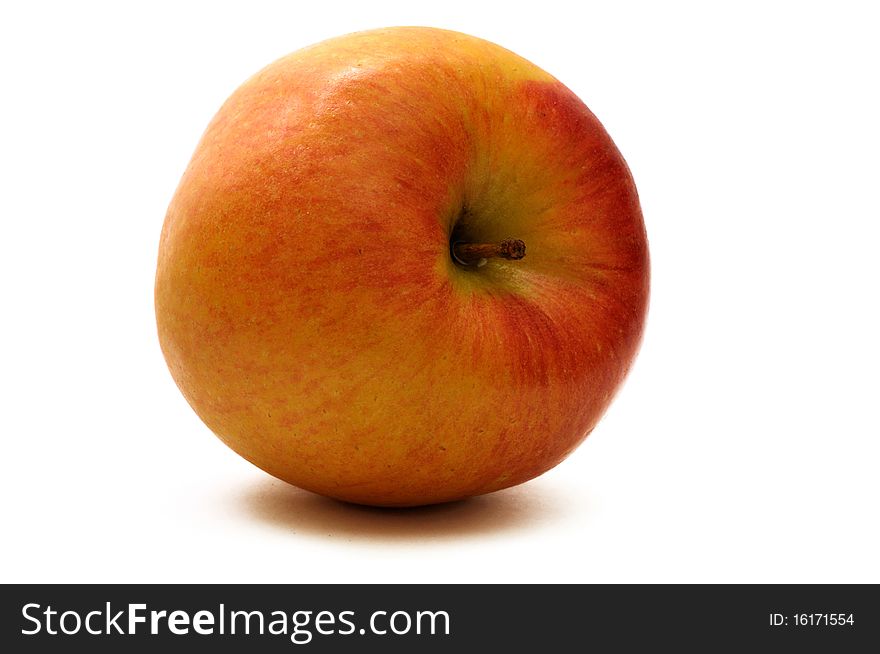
top-left (155, 27), bottom-right (649, 507)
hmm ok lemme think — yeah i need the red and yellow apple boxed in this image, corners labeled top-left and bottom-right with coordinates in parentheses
top-left (155, 27), bottom-right (649, 506)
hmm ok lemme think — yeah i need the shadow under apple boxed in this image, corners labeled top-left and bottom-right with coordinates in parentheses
top-left (236, 477), bottom-right (579, 542)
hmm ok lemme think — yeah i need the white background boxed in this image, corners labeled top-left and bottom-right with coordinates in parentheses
top-left (2, 1), bottom-right (878, 583)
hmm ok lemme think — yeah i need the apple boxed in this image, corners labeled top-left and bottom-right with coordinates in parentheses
top-left (155, 27), bottom-right (649, 507)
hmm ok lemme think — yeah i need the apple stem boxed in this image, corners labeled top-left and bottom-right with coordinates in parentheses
top-left (452, 238), bottom-right (526, 267)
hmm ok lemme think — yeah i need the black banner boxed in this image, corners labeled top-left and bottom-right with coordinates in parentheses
top-left (1, 584), bottom-right (876, 652)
